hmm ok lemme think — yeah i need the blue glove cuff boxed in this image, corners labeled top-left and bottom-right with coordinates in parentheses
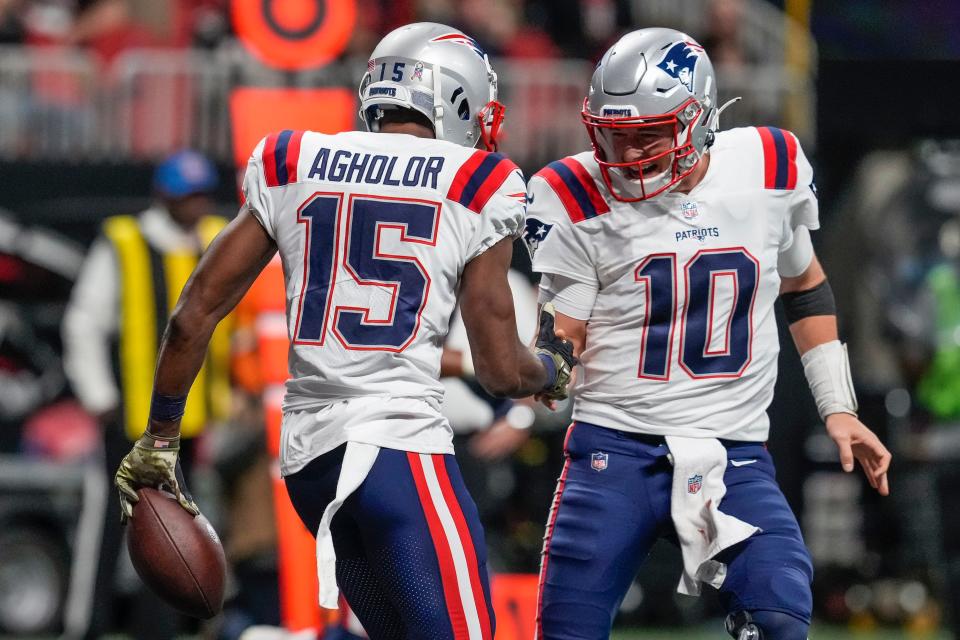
top-left (538, 353), bottom-right (558, 390)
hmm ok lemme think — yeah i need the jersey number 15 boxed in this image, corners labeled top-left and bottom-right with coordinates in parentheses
top-left (293, 192), bottom-right (440, 352)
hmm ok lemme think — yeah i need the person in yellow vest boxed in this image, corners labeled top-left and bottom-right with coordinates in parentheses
top-left (62, 150), bottom-right (232, 640)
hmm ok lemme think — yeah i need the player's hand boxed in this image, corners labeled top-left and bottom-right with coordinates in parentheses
top-left (534, 303), bottom-right (578, 403)
top-left (468, 418), bottom-right (531, 461)
top-left (825, 413), bottom-right (892, 496)
top-left (115, 431), bottom-right (199, 522)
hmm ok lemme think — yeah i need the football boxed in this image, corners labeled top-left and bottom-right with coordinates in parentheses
top-left (126, 487), bottom-right (226, 619)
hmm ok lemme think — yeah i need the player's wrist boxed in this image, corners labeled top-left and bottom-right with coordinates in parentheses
top-left (148, 392), bottom-right (187, 440)
top-left (800, 340), bottom-right (858, 420)
top-left (537, 352), bottom-right (558, 390)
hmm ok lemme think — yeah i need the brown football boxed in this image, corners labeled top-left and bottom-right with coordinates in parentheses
top-left (126, 487), bottom-right (226, 619)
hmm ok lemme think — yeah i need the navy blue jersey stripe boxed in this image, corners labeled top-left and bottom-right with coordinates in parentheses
top-left (274, 129), bottom-right (294, 186)
top-left (769, 127), bottom-right (789, 190)
top-left (548, 160), bottom-right (598, 219)
top-left (458, 153), bottom-right (507, 207)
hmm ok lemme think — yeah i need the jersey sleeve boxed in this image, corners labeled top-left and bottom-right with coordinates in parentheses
top-left (242, 136), bottom-right (276, 241)
top-left (524, 171), bottom-right (599, 287)
top-left (757, 128), bottom-right (820, 258)
top-left (787, 138), bottom-right (820, 232)
top-left (461, 158), bottom-right (526, 262)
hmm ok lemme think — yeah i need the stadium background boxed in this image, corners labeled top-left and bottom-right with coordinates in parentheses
top-left (1, 0), bottom-right (959, 638)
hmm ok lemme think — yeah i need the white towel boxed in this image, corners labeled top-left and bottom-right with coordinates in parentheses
top-left (665, 435), bottom-right (760, 596)
top-left (315, 441), bottom-right (380, 609)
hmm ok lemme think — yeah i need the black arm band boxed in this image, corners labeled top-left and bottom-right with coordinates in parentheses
top-left (150, 392), bottom-right (187, 422)
top-left (781, 279), bottom-right (836, 324)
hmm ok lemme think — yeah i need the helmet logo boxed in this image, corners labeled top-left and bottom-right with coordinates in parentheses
top-left (656, 41), bottom-right (704, 92)
top-left (430, 33), bottom-right (486, 59)
top-left (523, 217), bottom-right (553, 257)
top-left (413, 61), bottom-right (425, 81)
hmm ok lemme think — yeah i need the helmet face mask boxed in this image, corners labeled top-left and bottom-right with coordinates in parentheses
top-left (358, 23), bottom-right (506, 151)
top-left (582, 28), bottom-right (718, 202)
top-left (584, 96), bottom-right (706, 201)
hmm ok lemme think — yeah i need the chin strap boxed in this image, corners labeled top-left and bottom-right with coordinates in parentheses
top-left (704, 96), bottom-right (741, 150)
top-left (709, 96), bottom-right (742, 131)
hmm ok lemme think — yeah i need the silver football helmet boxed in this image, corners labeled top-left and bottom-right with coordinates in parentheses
top-left (583, 28), bottom-right (720, 201)
top-left (359, 23), bottom-right (505, 150)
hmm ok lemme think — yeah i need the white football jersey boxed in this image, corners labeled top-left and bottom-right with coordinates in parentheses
top-left (243, 129), bottom-right (525, 432)
top-left (526, 127), bottom-right (818, 441)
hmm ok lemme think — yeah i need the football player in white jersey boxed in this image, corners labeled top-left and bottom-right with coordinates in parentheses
top-left (526, 28), bottom-right (891, 640)
top-left (112, 23), bottom-right (576, 639)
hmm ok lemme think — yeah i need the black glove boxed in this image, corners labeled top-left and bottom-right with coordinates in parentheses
top-left (534, 303), bottom-right (578, 399)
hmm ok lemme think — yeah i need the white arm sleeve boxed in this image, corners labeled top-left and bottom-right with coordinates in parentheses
top-left (61, 238), bottom-right (120, 413)
top-left (537, 273), bottom-right (598, 321)
top-left (777, 224), bottom-right (815, 277)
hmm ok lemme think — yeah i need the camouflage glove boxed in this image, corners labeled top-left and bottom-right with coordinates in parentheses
top-left (115, 431), bottom-right (199, 522)
top-left (534, 303), bottom-right (579, 400)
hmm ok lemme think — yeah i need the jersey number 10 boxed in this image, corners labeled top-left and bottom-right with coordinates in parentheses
top-left (293, 192), bottom-right (440, 351)
top-left (636, 248), bottom-right (759, 379)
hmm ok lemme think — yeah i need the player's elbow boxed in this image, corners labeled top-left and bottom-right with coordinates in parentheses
top-left (166, 300), bottom-right (216, 346)
top-left (475, 373), bottom-right (523, 398)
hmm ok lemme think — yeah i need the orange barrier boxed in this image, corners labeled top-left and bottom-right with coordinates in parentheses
top-left (491, 573), bottom-right (540, 640)
top-left (232, 0), bottom-right (356, 70)
top-left (229, 88), bottom-right (355, 171)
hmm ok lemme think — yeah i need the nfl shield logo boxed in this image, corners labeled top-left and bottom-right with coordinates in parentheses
top-left (687, 474), bottom-right (702, 494)
top-left (591, 452), bottom-right (609, 472)
top-left (680, 201), bottom-right (699, 219)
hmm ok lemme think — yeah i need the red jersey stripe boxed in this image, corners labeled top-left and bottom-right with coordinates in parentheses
top-left (262, 132), bottom-right (280, 188)
top-left (783, 129), bottom-right (798, 190)
top-left (285, 130), bottom-right (305, 184)
top-left (447, 150), bottom-right (487, 204)
top-left (757, 127), bottom-right (777, 190)
top-left (559, 157), bottom-right (610, 215)
top-left (534, 166), bottom-right (587, 223)
top-left (466, 157), bottom-right (518, 214)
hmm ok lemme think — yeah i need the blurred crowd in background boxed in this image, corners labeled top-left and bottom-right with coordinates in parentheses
top-left (1, 0), bottom-right (960, 639)
top-left (0, 0), bottom-right (765, 63)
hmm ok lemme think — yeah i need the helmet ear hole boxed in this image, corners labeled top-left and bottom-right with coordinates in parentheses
top-left (451, 87), bottom-right (470, 121)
